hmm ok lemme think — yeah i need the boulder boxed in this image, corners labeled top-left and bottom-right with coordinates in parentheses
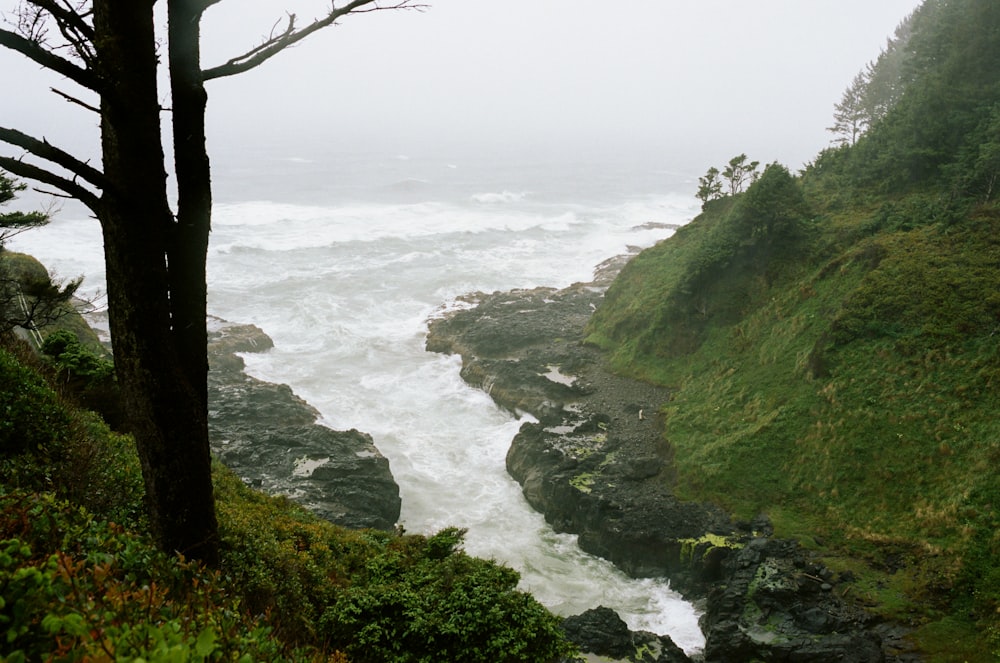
top-left (207, 318), bottom-right (400, 530)
top-left (561, 606), bottom-right (691, 663)
top-left (700, 538), bottom-right (885, 663)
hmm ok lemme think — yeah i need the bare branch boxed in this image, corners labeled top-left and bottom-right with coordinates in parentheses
top-left (202, 0), bottom-right (426, 81)
top-left (24, 0), bottom-right (96, 64)
top-left (51, 86), bottom-right (99, 113)
top-left (0, 127), bottom-right (106, 190)
top-left (0, 155), bottom-right (100, 212)
top-left (0, 26), bottom-right (98, 90)
top-left (13, 2), bottom-right (48, 42)
top-left (31, 186), bottom-right (77, 200)
top-left (28, 0), bottom-right (95, 41)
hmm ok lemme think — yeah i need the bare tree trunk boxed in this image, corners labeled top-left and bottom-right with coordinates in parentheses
top-left (168, 0), bottom-right (212, 397)
top-left (93, 0), bottom-right (219, 565)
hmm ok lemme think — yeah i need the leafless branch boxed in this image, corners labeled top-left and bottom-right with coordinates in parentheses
top-left (31, 186), bottom-right (78, 200)
top-left (0, 127), bottom-right (106, 191)
top-left (29, 0), bottom-right (94, 40)
top-left (0, 26), bottom-right (98, 90)
top-left (202, 0), bottom-right (426, 81)
top-left (51, 86), bottom-right (99, 113)
top-left (0, 155), bottom-right (100, 212)
top-left (23, 0), bottom-right (95, 64)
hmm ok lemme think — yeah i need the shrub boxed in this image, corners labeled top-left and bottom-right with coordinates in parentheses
top-left (0, 490), bottom-right (317, 663)
top-left (0, 347), bottom-right (69, 456)
top-left (214, 468), bottom-right (574, 662)
top-left (0, 341), bottom-right (142, 527)
top-left (40, 329), bottom-right (122, 428)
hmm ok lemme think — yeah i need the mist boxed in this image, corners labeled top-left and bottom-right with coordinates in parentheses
top-left (199, 0), bottom-right (923, 174)
top-left (1, 0), bottom-right (924, 194)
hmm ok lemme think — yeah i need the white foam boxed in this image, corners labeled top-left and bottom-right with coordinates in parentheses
top-left (10, 155), bottom-right (704, 653)
top-left (471, 190), bottom-right (528, 204)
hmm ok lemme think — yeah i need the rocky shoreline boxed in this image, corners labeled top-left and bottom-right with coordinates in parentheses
top-left (426, 257), bottom-right (916, 662)
top-left (206, 317), bottom-right (401, 531)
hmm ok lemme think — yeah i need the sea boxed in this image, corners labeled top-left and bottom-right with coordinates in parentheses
top-left (9, 143), bottom-right (706, 653)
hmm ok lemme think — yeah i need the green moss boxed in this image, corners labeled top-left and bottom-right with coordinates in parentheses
top-left (678, 532), bottom-right (744, 565)
top-left (570, 472), bottom-right (595, 494)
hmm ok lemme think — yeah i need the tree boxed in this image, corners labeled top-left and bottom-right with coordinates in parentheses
top-left (722, 153), bottom-right (760, 196)
top-left (0, 170), bottom-right (46, 238)
top-left (826, 9), bottom-right (917, 149)
top-left (0, 0), bottom-right (420, 566)
top-left (1, 170), bottom-right (79, 337)
top-left (696, 166), bottom-right (724, 204)
top-left (735, 162), bottom-right (809, 242)
top-left (828, 72), bottom-right (869, 146)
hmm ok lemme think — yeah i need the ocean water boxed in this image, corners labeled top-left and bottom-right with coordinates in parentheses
top-left (9, 147), bottom-right (706, 652)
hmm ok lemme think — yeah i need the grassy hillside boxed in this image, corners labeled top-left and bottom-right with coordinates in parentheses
top-left (586, 0), bottom-right (1000, 658)
top-left (0, 321), bottom-right (572, 661)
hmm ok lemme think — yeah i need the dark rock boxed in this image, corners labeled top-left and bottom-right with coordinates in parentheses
top-left (700, 538), bottom-right (885, 662)
top-left (207, 317), bottom-right (401, 530)
top-left (429, 283), bottom-right (731, 583)
top-left (562, 607), bottom-right (691, 663)
top-left (563, 606), bottom-right (636, 659)
top-left (426, 267), bottom-right (908, 662)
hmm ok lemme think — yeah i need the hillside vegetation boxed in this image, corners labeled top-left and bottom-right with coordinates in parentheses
top-left (587, 0), bottom-right (1000, 658)
top-left (0, 331), bottom-right (574, 662)
top-left (0, 261), bottom-right (573, 658)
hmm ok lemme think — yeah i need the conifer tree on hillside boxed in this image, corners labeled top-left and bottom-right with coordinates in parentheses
top-left (828, 72), bottom-right (868, 147)
top-left (0, 170), bottom-right (79, 336)
top-left (0, 0), bottom-right (421, 565)
top-left (722, 154), bottom-right (760, 196)
top-left (819, 0), bottom-right (1000, 195)
top-left (827, 8), bottom-right (917, 147)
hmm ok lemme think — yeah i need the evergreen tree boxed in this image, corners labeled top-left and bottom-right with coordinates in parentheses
top-left (722, 154), bottom-right (760, 196)
top-left (0, 171), bottom-right (79, 335)
top-left (0, 0), bottom-right (420, 565)
top-left (696, 166), bottom-right (724, 204)
top-left (0, 170), bottom-right (47, 243)
top-left (828, 72), bottom-right (869, 146)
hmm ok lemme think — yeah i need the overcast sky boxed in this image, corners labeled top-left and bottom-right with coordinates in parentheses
top-left (3, 0), bottom-right (924, 179)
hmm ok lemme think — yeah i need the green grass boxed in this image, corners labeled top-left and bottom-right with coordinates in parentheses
top-left (586, 188), bottom-right (1000, 660)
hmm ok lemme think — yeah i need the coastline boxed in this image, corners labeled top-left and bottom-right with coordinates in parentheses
top-left (206, 316), bottom-right (401, 531)
top-left (425, 258), bottom-right (912, 662)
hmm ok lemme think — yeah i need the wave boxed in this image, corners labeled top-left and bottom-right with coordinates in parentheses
top-left (210, 199), bottom-right (590, 253)
top-left (470, 190), bottom-right (528, 204)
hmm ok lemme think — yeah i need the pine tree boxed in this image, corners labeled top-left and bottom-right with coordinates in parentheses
top-left (828, 72), bottom-right (869, 146)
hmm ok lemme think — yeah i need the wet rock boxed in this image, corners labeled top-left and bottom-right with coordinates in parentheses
top-left (426, 268), bottom-right (906, 662)
top-left (207, 317), bottom-right (401, 530)
top-left (700, 539), bottom-right (886, 662)
top-left (561, 607), bottom-right (691, 663)
top-left (428, 282), bottom-right (731, 584)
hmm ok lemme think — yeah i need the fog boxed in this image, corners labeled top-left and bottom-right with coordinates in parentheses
top-left (3, 0), bottom-right (923, 186)
top-left (199, 0), bottom-right (923, 172)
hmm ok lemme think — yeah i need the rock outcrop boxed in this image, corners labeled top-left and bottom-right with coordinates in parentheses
top-left (207, 318), bottom-right (400, 531)
top-left (426, 260), bottom-right (905, 662)
top-left (561, 607), bottom-right (692, 663)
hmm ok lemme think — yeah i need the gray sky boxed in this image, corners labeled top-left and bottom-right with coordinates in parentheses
top-left (3, 1), bottom-right (923, 179)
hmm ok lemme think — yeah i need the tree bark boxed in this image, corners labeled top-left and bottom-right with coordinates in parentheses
top-left (168, 0), bottom-right (212, 399)
top-left (93, 0), bottom-right (219, 565)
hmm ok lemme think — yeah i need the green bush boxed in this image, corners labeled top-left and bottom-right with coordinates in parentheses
top-left (0, 341), bottom-right (142, 526)
top-left (41, 329), bottom-right (113, 382)
top-left (0, 490), bottom-right (318, 663)
top-left (320, 529), bottom-right (567, 663)
top-left (39, 329), bottom-right (123, 428)
top-left (0, 348), bottom-right (69, 456)
top-left (214, 468), bottom-right (574, 662)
